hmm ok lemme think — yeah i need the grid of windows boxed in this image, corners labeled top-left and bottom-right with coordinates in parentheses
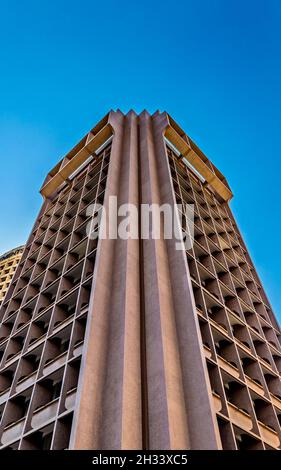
top-left (167, 144), bottom-right (281, 450)
top-left (0, 249), bottom-right (24, 306)
top-left (0, 144), bottom-right (111, 449)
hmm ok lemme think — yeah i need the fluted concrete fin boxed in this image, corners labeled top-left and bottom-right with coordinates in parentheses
top-left (71, 110), bottom-right (221, 450)
top-left (139, 109), bottom-right (151, 119)
top-left (138, 112), bottom-right (171, 450)
top-left (153, 111), bottom-right (169, 130)
top-left (126, 109), bottom-right (138, 117)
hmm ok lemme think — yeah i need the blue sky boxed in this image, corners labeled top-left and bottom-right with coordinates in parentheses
top-left (0, 0), bottom-right (280, 321)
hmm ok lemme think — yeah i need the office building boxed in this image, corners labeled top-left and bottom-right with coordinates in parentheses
top-left (0, 111), bottom-right (280, 450)
top-left (0, 247), bottom-right (24, 306)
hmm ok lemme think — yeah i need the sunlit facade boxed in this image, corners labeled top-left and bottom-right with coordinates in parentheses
top-left (0, 111), bottom-right (280, 450)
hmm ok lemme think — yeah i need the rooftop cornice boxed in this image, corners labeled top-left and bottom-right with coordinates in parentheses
top-left (40, 112), bottom-right (113, 199)
top-left (40, 110), bottom-right (233, 202)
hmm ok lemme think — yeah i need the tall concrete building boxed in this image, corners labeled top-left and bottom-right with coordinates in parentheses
top-left (0, 110), bottom-right (280, 450)
top-left (0, 247), bottom-right (24, 306)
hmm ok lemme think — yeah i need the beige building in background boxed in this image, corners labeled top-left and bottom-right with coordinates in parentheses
top-left (0, 110), bottom-right (280, 450)
top-left (0, 247), bottom-right (24, 306)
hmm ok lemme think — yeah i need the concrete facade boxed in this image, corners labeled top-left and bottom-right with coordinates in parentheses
top-left (0, 111), bottom-right (280, 450)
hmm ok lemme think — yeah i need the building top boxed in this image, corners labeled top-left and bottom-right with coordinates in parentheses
top-left (0, 245), bottom-right (25, 263)
top-left (40, 110), bottom-right (233, 203)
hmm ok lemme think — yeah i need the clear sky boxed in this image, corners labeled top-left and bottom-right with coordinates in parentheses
top-left (0, 0), bottom-right (280, 321)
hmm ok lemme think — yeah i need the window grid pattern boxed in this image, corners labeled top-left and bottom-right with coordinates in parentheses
top-left (0, 144), bottom-right (111, 449)
top-left (0, 249), bottom-right (23, 305)
top-left (167, 145), bottom-right (281, 450)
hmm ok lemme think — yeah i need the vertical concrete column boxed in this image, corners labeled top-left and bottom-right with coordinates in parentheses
top-left (151, 112), bottom-right (221, 450)
top-left (100, 110), bottom-right (142, 449)
top-left (70, 110), bottom-right (142, 449)
top-left (119, 111), bottom-right (143, 449)
top-left (139, 111), bottom-right (189, 449)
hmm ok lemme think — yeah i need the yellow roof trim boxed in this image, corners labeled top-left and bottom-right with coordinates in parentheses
top-left (164, 114), bottom-right (233, 202)
top-left (41, 120), bottom-right (113, 199)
